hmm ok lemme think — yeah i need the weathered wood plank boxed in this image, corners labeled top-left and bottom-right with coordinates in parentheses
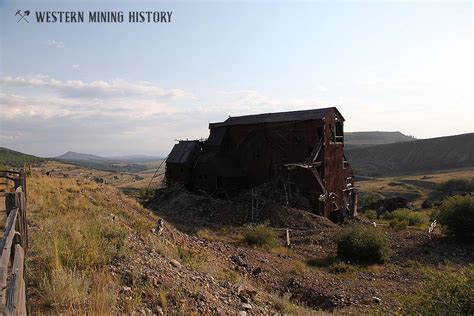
top-left (20, 279), bottom-right (26, 316)
top-left (6, 244), bottom-right (24, 315)
top-left (0, 208), bottom-right (18, 306)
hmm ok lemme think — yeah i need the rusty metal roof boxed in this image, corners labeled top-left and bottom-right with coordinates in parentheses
top-left (166, 141), bottom-right (201, 164)
top-left (209, 107), bottom-right (342, 129)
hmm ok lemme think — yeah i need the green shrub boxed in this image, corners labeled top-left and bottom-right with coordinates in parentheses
top-left (337, 224), bottom-right (390, 264)
top-left (176, 245), bottom-right (203, 270)
top-left (437, 179), bottom-right (474, 195)
top-left (361, 193), bottom-right (380, 208)
top-left (428, 178), bottom-right (474, 202)
top-left (243, 223), bottom-right (278, 249)
top-left (437, 194), bottom-right (474, 241)
top-left (138, 187), bottom-right (155, 205)
top-left (400, 264), bottom-right (474, 315)
top-left (383, 208), bottom-right (428, 227)
top-left (363, 209), bottom-right (378, 220)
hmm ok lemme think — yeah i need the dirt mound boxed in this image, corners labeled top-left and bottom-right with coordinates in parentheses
top-left (260, 204), bottom-right (337, 230)
top-left (149, 186), bottom-right (337, 232)
top-left (148, 186), bottom-right (249, 229)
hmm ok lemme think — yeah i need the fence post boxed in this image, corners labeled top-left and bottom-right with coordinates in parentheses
top-left (19, 170), bottom-right (26, 200)
top-left (5, 193), bottom-right (16, 217)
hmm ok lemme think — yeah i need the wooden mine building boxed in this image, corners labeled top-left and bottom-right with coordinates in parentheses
top-left (166, 107), bottom-right (357, 220)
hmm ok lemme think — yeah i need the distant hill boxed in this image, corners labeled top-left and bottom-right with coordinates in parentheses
top-left (0, 147), bottom-right (46, 167)
top-left (346, 133), bottom-right (474, 177)
top-left (56, 152), bottom-right (161, 163)
top-left (55, 151), bottom-right (163, 173)
top-left (56, 151), bottom-right (106, 161)
top-left (344, 131), bottom-right (415, 149)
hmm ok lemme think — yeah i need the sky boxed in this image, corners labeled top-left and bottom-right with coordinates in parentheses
top-left (0, 0), bottom-right (472, 157)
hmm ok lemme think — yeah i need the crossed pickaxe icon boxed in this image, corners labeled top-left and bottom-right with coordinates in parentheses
top-left (15, 10), bottom-right (30, 23)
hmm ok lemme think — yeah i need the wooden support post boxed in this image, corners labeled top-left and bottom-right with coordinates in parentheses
top-left (5, 194), bottom-right (16, 217)
top-left (286, 228), bottom-right (290, 247)
top-left (251, 189), bottom-right (254, 222)
top-left (19, 170), bottom-right (26, 199)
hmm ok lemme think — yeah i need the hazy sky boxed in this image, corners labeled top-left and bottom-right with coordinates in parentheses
top-left (0, 1), bottom-right (472, 157)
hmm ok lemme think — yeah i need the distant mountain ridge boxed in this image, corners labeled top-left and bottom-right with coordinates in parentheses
top-left (344, 131), bottom-right (416, 149)
top-left (346, 133), bottom-right (474, 177)
top-left (56, 152), bottom-right (162, 163)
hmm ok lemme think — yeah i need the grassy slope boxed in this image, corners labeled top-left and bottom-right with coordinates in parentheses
top-left (26, 174), bottom-right (313, 315)
top-left (0, 147), bottom-right (45, 167)
top-left (26, 175), bottom-right (155, 314)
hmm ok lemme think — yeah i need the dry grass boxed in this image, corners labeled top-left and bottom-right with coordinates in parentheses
top-left (357, 169), bottom-right (474, 207)
top-left (26, 176), bottom-right (142, 314)
top-left (196, 228), bottom-right (218, 241)
top-left (292, 260), bottom-right (308, 275)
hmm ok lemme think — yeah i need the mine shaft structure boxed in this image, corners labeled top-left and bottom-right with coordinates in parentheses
top-left (165, 107), bottom-right (357, 221)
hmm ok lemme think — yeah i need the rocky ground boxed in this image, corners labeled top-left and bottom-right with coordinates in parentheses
top-left (112, 186), bottom-right (474, 314)
top-left (25, 164), bottom-right (474, 314)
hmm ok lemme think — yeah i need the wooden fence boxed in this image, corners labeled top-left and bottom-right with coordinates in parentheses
top-left (0, 170), bottom-right (28, 315)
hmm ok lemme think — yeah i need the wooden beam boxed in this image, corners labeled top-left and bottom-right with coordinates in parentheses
top-left (307, 137), bottom-right (323, 163)
top-left (310, 166), bottom-right (327, 195)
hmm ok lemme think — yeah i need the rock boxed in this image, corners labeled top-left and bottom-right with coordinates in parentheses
top-left (231, 255), bottom-right (248, 267)
top-left (155, 219), bottom-right (165, 235)
top-left (372, 296), bottom-right (381, 304)
top-left (240, 296), bottom-right (249, 303)
top-left (122, 286), bottom-right (132, 292)
top-left (156, 306), bottom-right (164, 315)
top-left (240, 288), bottom-right (258, 299)
top-left (239, 311), bottom-right (248, 316)
top-left (170, 259), bottom-right (181, 268)
top-left (241, 303), bottom-right (252, 310)
top-left (252, 267), bottom-right (262, 276)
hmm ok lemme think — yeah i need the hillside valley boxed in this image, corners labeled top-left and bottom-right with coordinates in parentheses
top-left (346, 133), bottom-right (474, 177)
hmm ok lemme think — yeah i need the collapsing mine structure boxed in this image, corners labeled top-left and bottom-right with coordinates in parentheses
top-left (166, 107), bottom-right (357, 220)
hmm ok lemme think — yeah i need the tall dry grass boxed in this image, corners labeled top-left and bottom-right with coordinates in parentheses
top-left (26, 176), bottom-right (133, 314)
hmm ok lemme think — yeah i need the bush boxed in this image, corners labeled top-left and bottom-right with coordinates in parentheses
top-left (437, 194), bottom-right (474, 241)
top-left (138, 187), bottom-right (155, 205)
top-left (363, 209), bottom-right (378, 220)
top-left (243, 223), bottom-right (278, 249)
top-left (337, 224), bottom-right (390, 264)
top-left (383, 208), bottom-right (428, 227)
top-left (437, 179), bottom-right (474, 195)
top-left (428, 178), bottom-right (474, 202)
top-left (400, 264), bottom-right (474, 315)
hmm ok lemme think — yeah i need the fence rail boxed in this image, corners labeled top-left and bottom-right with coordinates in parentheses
top-left (0, 170), bottom-right (27, 315)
